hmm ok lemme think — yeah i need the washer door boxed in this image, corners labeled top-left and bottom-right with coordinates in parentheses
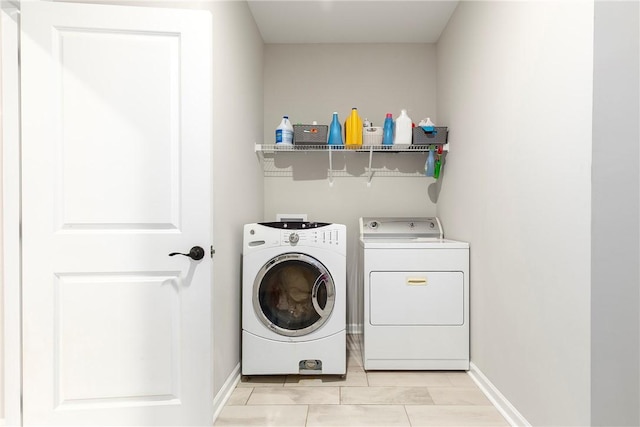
top-left (253, 253), bottom-right (335, 337)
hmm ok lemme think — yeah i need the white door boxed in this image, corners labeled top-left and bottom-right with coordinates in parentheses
top-left (20, 2), bottom-right (213, 425)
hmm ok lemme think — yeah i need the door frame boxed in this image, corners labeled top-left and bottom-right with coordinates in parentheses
top-left (2, 1), bottom-right (22, 425)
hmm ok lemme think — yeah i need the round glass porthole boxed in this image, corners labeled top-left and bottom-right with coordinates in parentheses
top-left (252, 253), bottom-right (335, 337)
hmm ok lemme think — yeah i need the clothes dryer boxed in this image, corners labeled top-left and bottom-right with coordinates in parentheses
top-left (360, 217), bottom-right (469, 370)
top-left (242, 221), bottom-right (346, 375)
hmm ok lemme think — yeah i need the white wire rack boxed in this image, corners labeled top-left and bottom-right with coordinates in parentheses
top-left (254, 143), bottom-right (448, 186)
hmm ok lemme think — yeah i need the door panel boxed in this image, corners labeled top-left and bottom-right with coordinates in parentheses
top-left (21, 2), bottom-right (213, 425)
top-left (56, 273), bottom-right (181, 406)
top-left (57, 28), bottom-right (180, 230)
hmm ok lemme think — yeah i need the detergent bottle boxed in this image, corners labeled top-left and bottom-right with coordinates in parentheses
top-left (275, 116), bottom-right (293, 145)
top-left (394, 109), bottom-right (412, 145)
top-left (425, 147), bottom-right (435, 177)
top-left (328, 112), bottom-right (343, 145)
top-left (344, 108), bottom-right (363, 147)
top-left (382, 113), bottom-right (394, 145)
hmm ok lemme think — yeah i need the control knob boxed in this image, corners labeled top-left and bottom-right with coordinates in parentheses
top-left (288, 232), bottom-right (299, 244)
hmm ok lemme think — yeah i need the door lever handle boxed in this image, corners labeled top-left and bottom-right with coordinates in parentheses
top-left (169, 246), bottom-right (205, 261)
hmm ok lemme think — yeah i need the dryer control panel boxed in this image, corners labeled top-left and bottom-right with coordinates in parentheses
top-left (360, 217), bottom-right (443, 240)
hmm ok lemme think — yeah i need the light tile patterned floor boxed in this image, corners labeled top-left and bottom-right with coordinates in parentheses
top-left (214, 335), bottom-right (509, 426)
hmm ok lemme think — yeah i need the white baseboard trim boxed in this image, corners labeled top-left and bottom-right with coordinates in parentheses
top-left (212, 363), bottom-right (241, 424)
top-left (346, 323), bottom-right (362, 334)
top-left (468, 362), bottom-right (531, 427)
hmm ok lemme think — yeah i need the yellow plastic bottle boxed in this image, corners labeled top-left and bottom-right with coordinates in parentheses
top-left (344, 107), bottom-right (363, 147)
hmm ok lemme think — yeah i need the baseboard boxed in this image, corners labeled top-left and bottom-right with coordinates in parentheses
top-left (346, 323), bottom-right (362, 334)
top-left (212, 363), bottom-right (241, 424)
top-left (468, 362), bottom-right (531, 427)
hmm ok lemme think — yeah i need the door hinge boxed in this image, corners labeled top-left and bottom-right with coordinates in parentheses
top-left (210, 245), bottom-right (215, 258)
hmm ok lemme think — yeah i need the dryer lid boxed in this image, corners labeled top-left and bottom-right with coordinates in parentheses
top-left (360, 217), bottom-right (444, 240)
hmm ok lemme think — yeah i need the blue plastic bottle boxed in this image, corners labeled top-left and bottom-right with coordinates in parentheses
top-left (328, 112), bottom-right (343, 145)
top-left (425, 147), bottom-right (435, 177)
top-left (382, 113), bottom-right (394, 145)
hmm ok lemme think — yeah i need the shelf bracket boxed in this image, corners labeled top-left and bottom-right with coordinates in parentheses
top-left (366, 145), bottom-right (374, 186)
top-left (328, 146), bottom-right (334, 187)
top-left (254, 143), bottom-right (265, 168)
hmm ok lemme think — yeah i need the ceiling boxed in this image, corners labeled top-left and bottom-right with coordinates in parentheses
top-left (247, 1), bottom-right (459, 44)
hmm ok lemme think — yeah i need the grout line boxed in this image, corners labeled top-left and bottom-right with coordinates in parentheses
top-left (245, 387), bottom-right (255, 405)
top-left (403, 404), bottom-right (413, 427)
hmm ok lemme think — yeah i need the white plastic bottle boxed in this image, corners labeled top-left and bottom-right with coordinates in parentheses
top-left (394, 109), bottom-right (412, 145)
top-left (275, 115), bottom-right (294, 144)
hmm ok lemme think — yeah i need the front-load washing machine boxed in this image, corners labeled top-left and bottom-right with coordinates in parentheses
top-left (359, 217), bottom-right (469, 370)
top-left (242, 221), bottom-right (346, 375)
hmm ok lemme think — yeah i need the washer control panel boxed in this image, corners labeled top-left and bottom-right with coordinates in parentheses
top-left (245, 221), bottom-right (346, 253)
top-left (281, 228), bottom-right (341, 247)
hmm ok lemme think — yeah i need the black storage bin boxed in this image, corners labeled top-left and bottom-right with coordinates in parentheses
top-left (412, 126), bottom-right (448, 145)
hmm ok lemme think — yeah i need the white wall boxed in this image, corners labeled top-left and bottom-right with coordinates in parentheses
top-left (263, 43), bottom-right (438, 144)
top-left (591, 1), bottom-right (640, 425)
top-left (208, 0), bottom-right (264, 399)
top-left (263, 44), bottom-right (438, 328)
top-left (436, 2), bottom-right (593, 425)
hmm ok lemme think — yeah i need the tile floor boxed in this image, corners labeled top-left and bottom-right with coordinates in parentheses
top-left (214, 335), bottom-right (509, 426)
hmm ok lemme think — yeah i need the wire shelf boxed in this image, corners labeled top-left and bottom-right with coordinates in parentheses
top-left (255, 144), bottom-right (444, 153)
top-left (254, 143), bottom-right (447, 185)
